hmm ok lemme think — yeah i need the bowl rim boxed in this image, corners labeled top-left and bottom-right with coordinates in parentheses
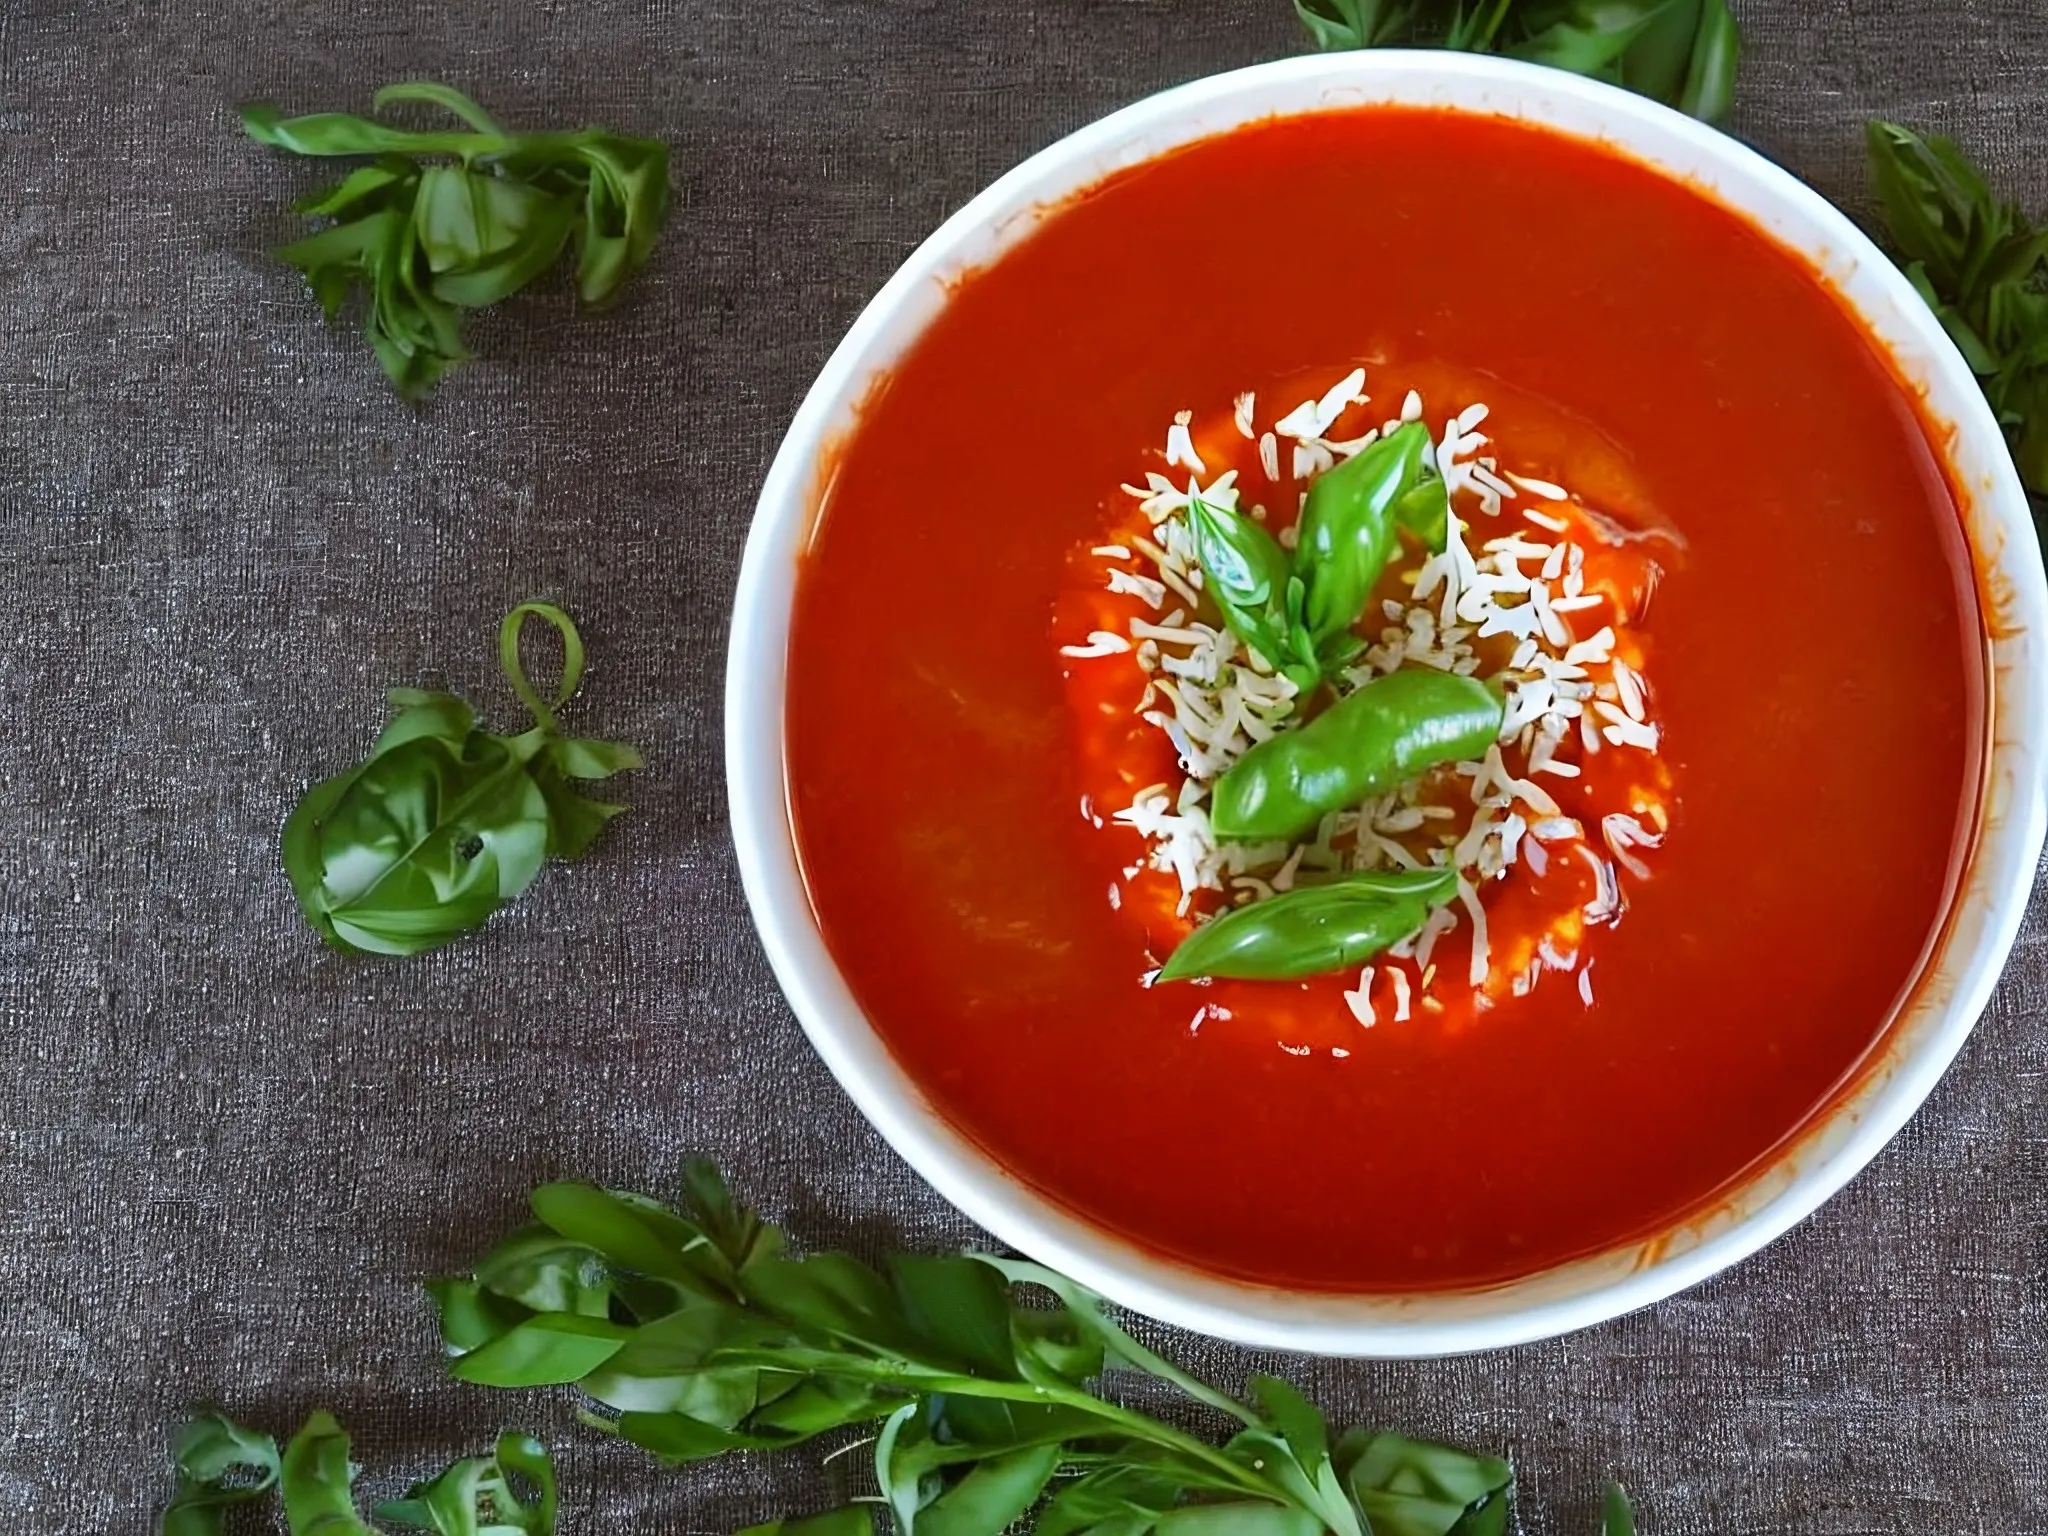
top-left (726, 49), bottom-right (2048, 1356)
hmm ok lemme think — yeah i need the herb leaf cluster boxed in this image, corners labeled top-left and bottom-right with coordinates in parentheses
top-left (1869, 120), bottom-right (2048, 499)
top-left (1292, 1), bottom-right (1740, 123)
top-left (1191, 420), bottom-right (1448, 694)
top-left (243, 82), bottom-right (670, 395)
top-left (283, 602), bottom-right (640, 956)
top-left (428, 1159), bottom-right (1636, 1536)
top-left (167, 1410), bottom-right (555, 1535)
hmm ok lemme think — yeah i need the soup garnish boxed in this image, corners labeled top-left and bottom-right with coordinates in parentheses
top-left (1066, 371), bottom-right (1673, 1013)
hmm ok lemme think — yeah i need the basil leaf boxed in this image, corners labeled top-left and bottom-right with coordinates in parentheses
top-left (242, 86), bottom-right (671, 394)
top-left (1210, 668), bottom-right (1504, 844)
top-left (1185, 492), bottom-right (1307, 683)
top-left (891, 1255), bottom-right (1021, 1379)
top-left (280, 1410), bottom-right (377, 1535)
top-left (1154, 1504), bottom-right (1324, 1536)
top-left (735, 1513), bottom-right (877, 1536)
top-left (373, 1432), bottom-right (557, 1535)
top-left (1292, 0), bottom-right (1411, 49)
top-left (428, 1277), bottom-right (536, 1356)
top-left (1158, 868), bottom-right (1455, 983)
top-left (1869, 120), bottom-right (2048, 500)
top-left (1334, 1429), bottom-right (1514, 1536)
top-left (915, 1443), bottom-right (1064, 1536)
top-left (1293, 423), bottom-right (1434, 666)
top-left (1677, 0), bottom-right (1740, 122)
top-left (1603, 1484), bottom-right (1637, 1536)
top-left (449, 1313), bottom-right (634, 1387)
top-left (1293, 0), bottom-right (1740, 122)
top-left (162, 1413), bottom-right (281, 1536)
top-left (282, 604), bottom-right (636, 957)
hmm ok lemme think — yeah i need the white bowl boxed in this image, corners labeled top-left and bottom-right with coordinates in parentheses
top-left (727, 51), bottom-right (2048, 1356)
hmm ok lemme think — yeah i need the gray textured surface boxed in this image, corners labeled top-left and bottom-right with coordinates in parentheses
top-left (3, 1), bottom-right (2046, 1531)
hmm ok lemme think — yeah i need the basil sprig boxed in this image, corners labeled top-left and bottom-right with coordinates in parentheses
top-left (1189, 421), bottom-right (1446, 692)
top-left (1293, 0), bottom-right (1740, 124)
top-left (426, 1159), bottom-right (1635, 1535)
top-left (242, 82), bottom-right (670, 396)
top-left (165, 1410), bottom-right (554, 1535)
top-left (1158, 867), bottom-right (1457, 982)
top-left (283, 601), bottom-right (641, 957)
top-left (1868, 121), bottom-right (2048, 500)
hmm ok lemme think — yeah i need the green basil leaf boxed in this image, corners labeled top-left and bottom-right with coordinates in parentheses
top-left (916, 1443), bottom-right (1064, 1536)
top-left (735, 1512), bottom-right (877, 1536)
top-left (373, 81), bottom-right (506, 136)
top-left (1186, 493), bottom-right (1298, 677)
top-left (1210, 668), bottom-right (1503, 844)
top-left (527, 1181), bottom-right (730, 1291)
top-left (432, 194), bottom-right (577, 308)
top-left (1676, 0), bottom-right (1740, 122)
top-left (1293, 0), bottom-right (1411, 49)
top-left (613, 1409), bottom-right (805, 1464)
top-left (1158, 868), bottom-right (1455, 983)
top-left (162, 1413), bottom-right (281, 1536)
top-left (294, 160), bottom-right (416, 218)
top-left (1153, 1506), bottom-right (1323, 1536)
top-left (373, 1432), bottom-right (556, 1536)
top-left (448, 1312), bottom-right (632, 1387)
top-left (682, 1156), bottom-right (786, 1274)
top-left (1294, 423), bottom-right (1432, 664)
top-left (280, 1410), bottom-right (376, 1536)
top-left (1602, 1484), bottom-right (1636, 1536)
top-left (427, 1276), bottom-right (535, 1356)
top-left (244, 87), bottom-right (671, 394)
top-left (1334, 1429), bottom-right (1513, 1536)
top-left (548, 735), bottom-right (645, 779)
top-left (1036, 1464), bottom-right (1187, 1536)
top-left (891, 1255), bottom-right (1019, 1379)
top-left (742, 1254), bottom-right (922, 1355)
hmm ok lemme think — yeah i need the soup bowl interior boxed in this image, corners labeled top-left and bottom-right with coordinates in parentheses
top-left (727, 51), bottom-right (2048, 1355)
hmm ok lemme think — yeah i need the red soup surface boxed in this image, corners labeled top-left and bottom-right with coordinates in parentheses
top-left (784, 108), bottom-right (1981, 1291)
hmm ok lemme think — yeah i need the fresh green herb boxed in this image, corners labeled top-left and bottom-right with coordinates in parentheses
top-left (1295, 421), bottom-right (1446, 670)
top-left (282, 601), bottom-right (641, 957)
top-left (163, 1410), bottom-right (555, 1535)
top-left (1186, 422), bottom-right (1445, 694)
top-left (282, 1412), bottom-right (378, 1535)
top-left (1293, 0), bottom-right (1741, 123)
top-left (377, 1432), bottom-right (558, 1533)
top-left (1209, 668), bottom-right (1504, 844)
top-left (242, 82), bottom-right (671, 396)
top-left (1868, 120), bottom-right (2048, 498)
top-left (432, 1158), bottom-right (1623, 1535)
top-left (1603, 1483), bottom-right (1637, 1536)
top-left (1187, 493), bottom-right (1320, 692)
top-left (1156, 867), bottom-right (1457, 982)
top-left (163, 1412), bottom-right (281, 1536)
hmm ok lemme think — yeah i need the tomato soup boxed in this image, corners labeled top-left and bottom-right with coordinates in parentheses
top-left (783, 108), bottom-right (1981, 1291)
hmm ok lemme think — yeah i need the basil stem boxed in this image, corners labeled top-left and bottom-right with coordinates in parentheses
top-left (1157, 867), bottom-right (1454, 982)
top-left (281, 602), bottom-right (641, 957)
top-left (1211, 668), bottom-right (1503, 844)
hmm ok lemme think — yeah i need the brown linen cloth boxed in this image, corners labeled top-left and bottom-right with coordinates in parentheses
top-left (3, 0), bottom-right (2045, 1529)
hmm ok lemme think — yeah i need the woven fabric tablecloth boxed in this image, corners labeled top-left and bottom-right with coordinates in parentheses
top-left (5, 1), bottom-right (2047, 1530)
